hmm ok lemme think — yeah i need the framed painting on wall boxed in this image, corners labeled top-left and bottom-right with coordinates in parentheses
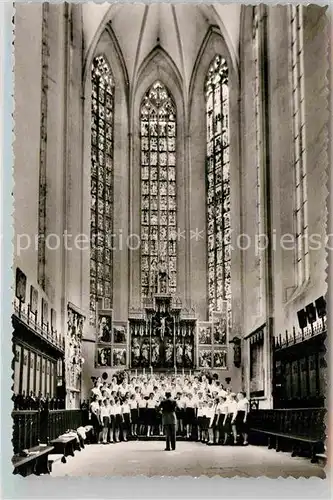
top-left (212, 307), bottom-right (228, 345)
top-left (213, 349), bottom-right (227, 369)
top-left (198, 349), bottom-right (212, 368)
top-left (28, 351), bottom-right (35, 394)
top-left (15, 267), bottom-right (27, 302)
top-left (97, 310), bottom-right (112, 343)
top-left (21, 348), bottom-right (29, 395)
top-left (30, 285), bottom-right (38, 315)
top-left (249, 327), bottom-right (265, 397)
top-left (113, 348), bottom-right (127, 368)
top-left (113, 321), bottom-right (127, 344)
top-left (41, 358), bottom-right (46, 396)
top-left (41, 298), bottom-right (48, 327)
top-left (96, 346), bottom-right (112, 367)
top-left (51, 308), bottom-right (57, 332)
top-left (198, 322), bottom-right (212, 345)
top-left (13, 344), bottom-right (21, 395)
top-left (35, 355), bottom-right (41, 395)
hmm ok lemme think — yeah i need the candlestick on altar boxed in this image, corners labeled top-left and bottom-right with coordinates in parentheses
top-left (182, 368), bottom-right (185, 376)
top-left (174, 365), bottom-right (177, 375)
top-left (143, 367), bottom-right (145, 375)
top-left (150, 365), bottom-right (153, 375)
top-left (190, 370), bottom-right (192, 377)
top-left (135, 369), bottom-right (138, 377)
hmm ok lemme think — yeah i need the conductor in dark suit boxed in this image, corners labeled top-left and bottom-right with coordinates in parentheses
top-left (159, 391), bottom-right (178, 451)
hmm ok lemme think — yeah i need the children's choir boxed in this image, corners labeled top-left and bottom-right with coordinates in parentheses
top-left (87, 374), bottom-right (249, 446)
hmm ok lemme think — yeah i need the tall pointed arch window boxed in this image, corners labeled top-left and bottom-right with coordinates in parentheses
top-left (289, 5), bottom-right (309, 286)
top-left (90, 55), bottom-right (114, 324)
top-left (205, 55), bottom-right (231, 327)
top-left (140, 81), bottom-right (177, 298)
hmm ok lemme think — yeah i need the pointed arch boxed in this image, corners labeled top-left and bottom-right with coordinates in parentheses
top-left (129, 46), bottom-right (186, 307)
top-left (81, 23), bottom-right (131, 327)
top-left (205, 54), bottom-right (231, 323)
top-left (187, 24), bottom-right (241, 334)
top-left (89, 54), bottom-right (115, 323)
top-left (140, 81), bottom-right (177, 298)
top-left (133, 45), bottom-right (183, 112)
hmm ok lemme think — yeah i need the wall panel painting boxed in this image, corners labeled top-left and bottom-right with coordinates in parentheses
top-left (30, 285), bottom-right (38, 316)
top-left (113, 348), bottom-right (127, 368)
top-left (13, 344), bottom-right (21, 395)
top-left (113, 321), bottom-right (127, 344)
top-left (46, 360), bottom-right (51, 396)
top-left (15, 267), bottom-right (27, 302)
top-left (35, 355), bottom-right (41, 395)
top-left (213, 349), bottom-right (227, 369)
top-left (28, 351), bottom-right (35, 394)
top-left (198, 349), bottom-right (212, 368)
top-left (212, 308), bottom-right (228, 345)
top-left (21, 348), bottom-right (29, 396)
top-left (198, 322), bottom-right (212, 345)
top-left (41, 357), bottom-right (46, 396)
top-left (249, 330), bottom-right (265, 397)
top-left (96, 346), bottom-right (112, 367)
top-left (97, 310), bottom-right (112, 343)
top-left (50, 362), bottom-right (55, 398)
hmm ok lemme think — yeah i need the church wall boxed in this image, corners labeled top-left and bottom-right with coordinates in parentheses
top-left (239, 6), bottom-right (272, 407)
top-left (13, 4), bottom-right (68, 338)
top-left (267, 5), bottom-right (328, 339)
top-left (43, 4), bottom-right (66, 325)
top-left (239, 7), bottom-right (265, 339)
top-left (239, 5), bottom-right (328, 407)
top-left (14, 3), bottom-right (43, 293)
top-left (64, 3), bottom-right (85, 317)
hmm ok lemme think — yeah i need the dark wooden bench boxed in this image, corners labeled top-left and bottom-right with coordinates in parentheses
top-left (49, 435), bottom-right (78, 463)
top-left (250, 428), bottom-right (323, 463)
top-left (12, 445), bottom-right (54, 476)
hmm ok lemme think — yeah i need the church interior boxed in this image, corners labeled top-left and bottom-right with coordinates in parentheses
top-left (12, 3), bottom-right (328, 477)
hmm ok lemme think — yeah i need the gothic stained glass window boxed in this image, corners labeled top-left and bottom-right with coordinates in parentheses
top-left (90, 55), bottom-right (114, 324)
top-left (289, 5), bottom-right (309, 287)
top-left (205, 55), bottom-right (231, 328)
top-left (140, 81), bottom-right (177, 298)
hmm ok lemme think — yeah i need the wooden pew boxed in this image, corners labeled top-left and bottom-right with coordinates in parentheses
top-left (12, 445), bottom-right (54, 477)
top-left (49, 435), bottom-right (79, 463)
top-left (249, 408), bottom-right (326, 463)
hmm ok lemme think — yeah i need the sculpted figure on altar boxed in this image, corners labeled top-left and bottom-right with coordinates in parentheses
top-left (184, 342), bottom-right (193, 367)
top-left (141, 341), bottom-right (150, 366)
top-left (160, 316), bottom-right (166, 340)
top-left (152, 312), bottom-right (171, 340)
top-left (131, 338), bottom-right (141, 366)
top-left (151, 338), bottom-right (160, 365)
top-left (165, 341), bottom-right (174, 367)
top-left (176, 344), bottom-right (183, 366)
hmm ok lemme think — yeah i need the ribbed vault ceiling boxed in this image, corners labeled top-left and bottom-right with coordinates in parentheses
top-left (82, 3), bottom-right (241, 89)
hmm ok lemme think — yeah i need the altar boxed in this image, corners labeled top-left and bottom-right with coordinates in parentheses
top-left (94, 265), bottom-right (229, 372)
top-left (129, 294), bottom-right (196, 370)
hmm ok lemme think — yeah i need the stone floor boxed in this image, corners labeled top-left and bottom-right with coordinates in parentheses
top-left (51, 441), bottom-right (326, 478)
